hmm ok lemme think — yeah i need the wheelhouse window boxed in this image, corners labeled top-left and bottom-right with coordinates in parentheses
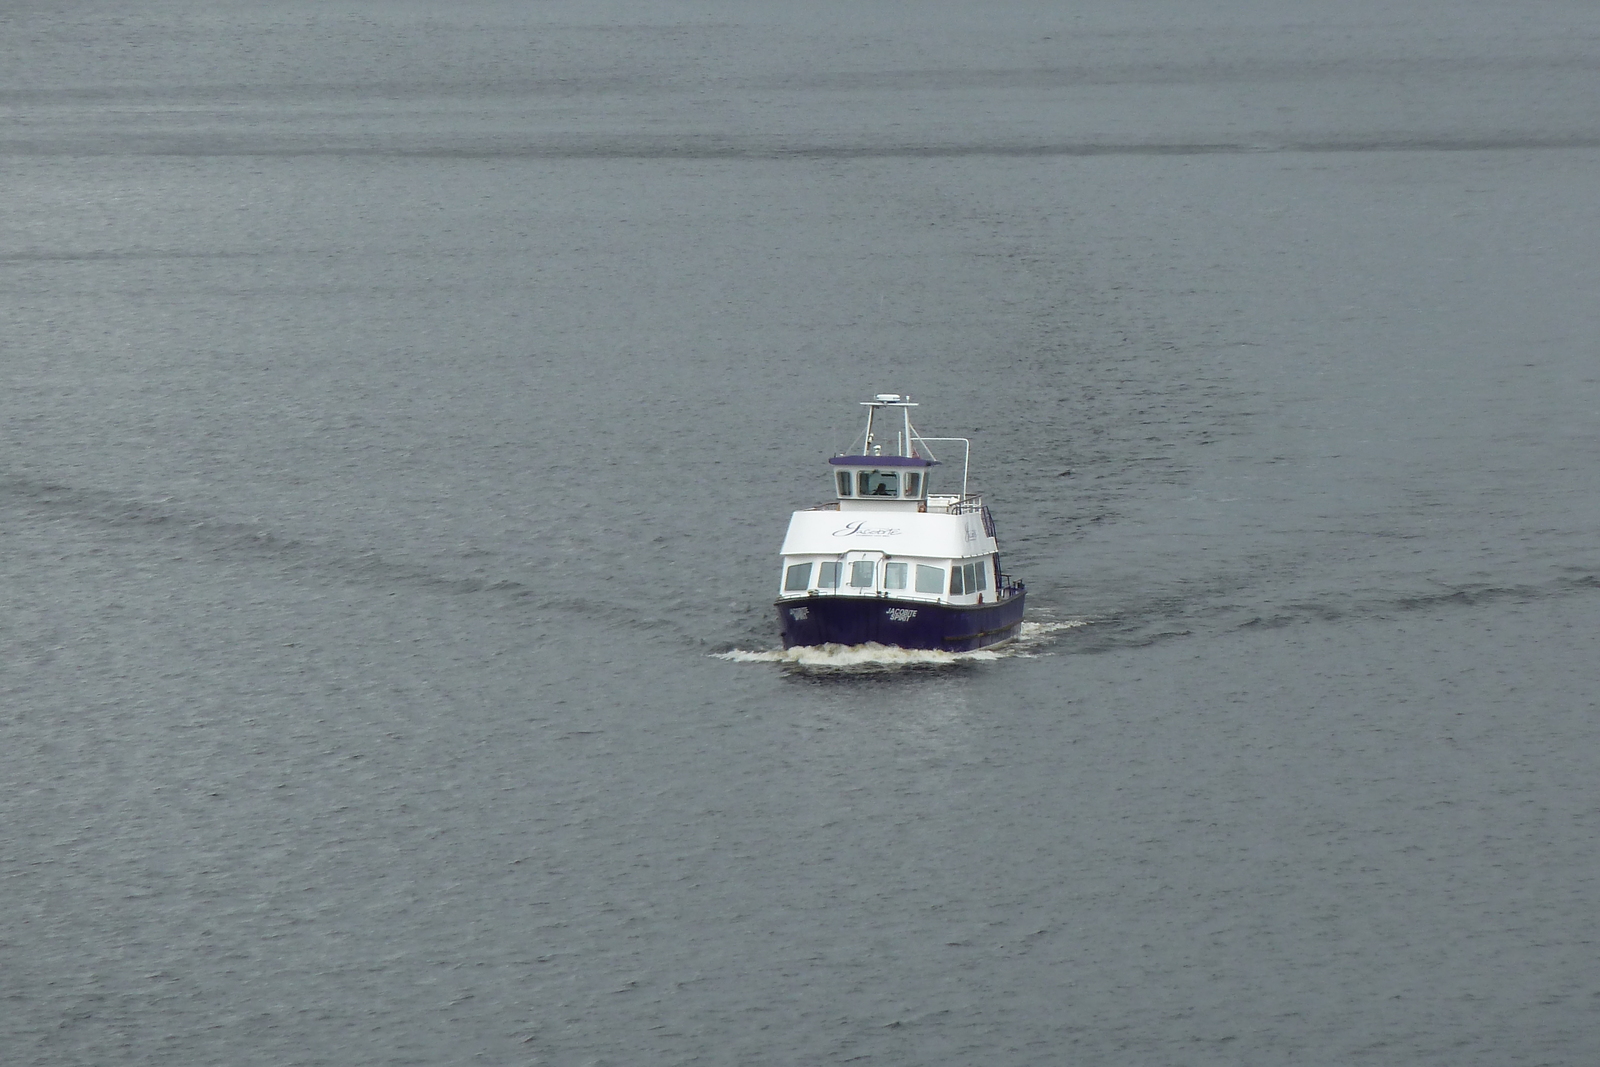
top-left (848, 560), bottom-right (875, 588)
top-left (973, 560), bottom-right (989, 591)
top-left (817, 561), bottom-right (841, 589)
top-left (905, 472), bottom-right (922, 497)
top-left (883, 562), bottom-right (907, 590)
top-left (836, 471), bottom-right (853, 497)
top-left (915, 564), bottom-right (943, 594)
top-left (858, 470), bottom-right (898, 497)
top-left (784, 562), bottom-right (813, 591)
top-left (949, 565), bottom-right (965, 595)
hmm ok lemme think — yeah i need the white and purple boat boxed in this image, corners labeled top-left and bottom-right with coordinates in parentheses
top-left (776, 394), bottom-right (1026, 652)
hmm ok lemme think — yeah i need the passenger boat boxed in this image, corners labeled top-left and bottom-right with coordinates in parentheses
top-left (775, 393), bottom-right (1026, 651)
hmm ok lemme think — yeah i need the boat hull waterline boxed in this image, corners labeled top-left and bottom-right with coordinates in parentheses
top-left (777, 594), bottom-right (1025, 653)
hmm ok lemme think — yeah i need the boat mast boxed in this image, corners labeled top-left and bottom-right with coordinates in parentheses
top-left (857, 392), bottom-right (921, 458)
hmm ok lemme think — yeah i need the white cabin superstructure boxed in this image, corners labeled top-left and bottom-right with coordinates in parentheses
top-left (776, 395), bottom-right (1022, 624)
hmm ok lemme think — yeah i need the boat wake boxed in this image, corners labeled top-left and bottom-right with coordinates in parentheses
top-left (715, 620), bottom-right (1085, 671)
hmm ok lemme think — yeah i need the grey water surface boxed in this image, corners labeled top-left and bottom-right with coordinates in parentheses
top-left (5, 2), bottom-right (1600, 1064)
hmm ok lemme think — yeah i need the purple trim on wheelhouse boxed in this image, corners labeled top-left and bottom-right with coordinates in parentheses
top-left (777, 591), bottom-right (1026, 653)
top-left (827, 454), bottom-right (938, 467)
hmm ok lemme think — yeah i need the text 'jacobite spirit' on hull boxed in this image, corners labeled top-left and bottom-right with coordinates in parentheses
top-left (775, 394), bottom-right (1026, 652)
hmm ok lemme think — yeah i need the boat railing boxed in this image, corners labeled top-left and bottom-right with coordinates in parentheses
top-left (805, 501), bottom-right (841, 511)
top-left (998, 575), bottom-right (1026, 600)
top-left (940, 493), bottom-right (986, 515)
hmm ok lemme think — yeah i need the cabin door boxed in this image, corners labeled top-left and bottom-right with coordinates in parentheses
top-left (841, 550), bottom-right (887, 594)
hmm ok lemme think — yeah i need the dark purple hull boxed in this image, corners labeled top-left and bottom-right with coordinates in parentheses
top-left (776, 593), bottom-right (1026, 652)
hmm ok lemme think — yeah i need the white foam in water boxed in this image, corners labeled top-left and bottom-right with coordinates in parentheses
top-left (1010, 619), bottom-right (1087, 650)
top-left (717, 643), bottom-right (998, 669)
top-left (716, 620), bottom-right (1085, 670)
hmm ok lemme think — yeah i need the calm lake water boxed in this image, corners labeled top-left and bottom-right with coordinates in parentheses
top-left (4, 2), bottom-right (1600, 1064)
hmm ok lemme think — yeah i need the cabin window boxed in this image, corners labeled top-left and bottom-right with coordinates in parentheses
top-left (818, 561), bottom-right (841, 589)
top-left (915, 565), bottom-right (943, 594)
top-left (974, 560), bottom-right (989, 591)
top-left (905, 472), bottom-right (921, 497)
top-left (858, 470), bottom-right (898, 497)
top-left (884, 562), bottom-right (907, 590)
top-left (836, 471), bottom-right (852, 496)
top-left (784, 563), bottom-right (813, 591)
top-left (849, 560), bottom-right (875, 588)
top-left (949, 566), bottom-right (965, 595)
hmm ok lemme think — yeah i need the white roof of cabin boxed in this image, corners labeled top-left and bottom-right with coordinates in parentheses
top-left (780, 508), bottom-right (994, 558)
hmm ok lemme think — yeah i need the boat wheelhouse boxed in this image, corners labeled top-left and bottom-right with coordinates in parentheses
top-left (775, 394), bottom-right (1025, 651)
